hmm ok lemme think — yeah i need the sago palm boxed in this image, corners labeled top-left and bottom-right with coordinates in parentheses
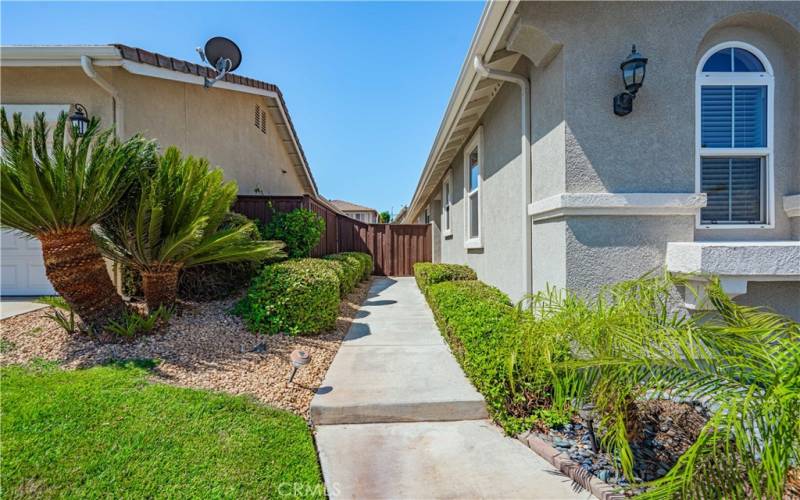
top-left (0, 109), bottom-right (156, 329)
top-left (97, 146), bottom-right (284, 310)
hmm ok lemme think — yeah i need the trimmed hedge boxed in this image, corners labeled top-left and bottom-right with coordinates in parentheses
top-left (339, 252), bottom-right (373, 281)
top-left (424, 280), bottom-right (524, 432)
top-left (413, 263), bottom-right (477, 294)
top-left (322, 254), bottom-right (361, 296)
top-left (236, 258), bottom-right (339, 335)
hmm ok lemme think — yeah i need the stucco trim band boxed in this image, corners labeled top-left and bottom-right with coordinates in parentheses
top-left (527, 193), bottom-right (707, 221)
top-left (783, 194), bottom-right (800, 218)
top-left (666, 241), bottom-right (800, 281)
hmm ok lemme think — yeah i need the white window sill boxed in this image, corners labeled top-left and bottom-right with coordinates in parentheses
top-left (464, 239), bottom-right (483, 250)
top-left (696, 223), bottom-right (774, 230)
top-left (443, 229), bottom-right (453, 238)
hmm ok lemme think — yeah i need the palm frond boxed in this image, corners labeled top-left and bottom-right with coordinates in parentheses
top-left (97, 146), bottom-right (285, 272)
top-left (0, 107), bottom-right (156, 235)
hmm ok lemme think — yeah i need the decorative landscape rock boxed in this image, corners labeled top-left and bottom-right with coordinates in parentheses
top-left (0, 279), bottom-right (373, 417)
top-left (528, 400), bottom-right (709, 492)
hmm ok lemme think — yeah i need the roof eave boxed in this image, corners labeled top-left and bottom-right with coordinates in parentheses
top-left (401, 0), bottom-right (519, 222)
top-left (0, 44), bottom-right (319, 197)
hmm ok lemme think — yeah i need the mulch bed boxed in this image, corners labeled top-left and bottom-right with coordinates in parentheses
top-left (536, 399), bottom-right (708, 490)
top-left (0, 279), bottom-right (372, 418)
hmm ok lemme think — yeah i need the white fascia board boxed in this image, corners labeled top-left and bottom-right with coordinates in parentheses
top-left (783, 194), bottom-right (800, 218)
top-left (528, 193), bottom-right (707, 221)
top-left (666, 241), bottom-right (800, 280)
top-left (121, 60), bottom-right (280, 99)
top-left (404, 0), bottom-right (517, 222)
top-left (0, 45), bottom-right (122, 66)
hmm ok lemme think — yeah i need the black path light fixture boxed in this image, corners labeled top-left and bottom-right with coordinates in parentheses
top-left (613, 45), bottom-right (648, 116)
top-left (69, 103), bottom-right (90, 136)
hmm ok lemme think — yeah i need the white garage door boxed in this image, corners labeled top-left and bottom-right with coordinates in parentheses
top-left (1, 230), bottom-right (55, 296)
top-left (0, 104), bottom-right (68, 296)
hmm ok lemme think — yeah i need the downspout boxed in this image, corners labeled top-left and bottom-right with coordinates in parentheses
top-left (473, 55), bottom-right (532, 297)
top-left (81, 54), bottom-right (125, 294)
top-left (80, 55), bottom-right (124, 138)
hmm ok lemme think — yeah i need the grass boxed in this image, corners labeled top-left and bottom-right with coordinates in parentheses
top-left (1, 362), bottom-right (325, 499)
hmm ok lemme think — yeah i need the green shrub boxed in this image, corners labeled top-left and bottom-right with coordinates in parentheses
top-left (425, 280), bottom-right (527, 431)
top-left (323, 254), bottom-right (361, 296)
top-left (236, 258), bottom-right (339, 335)
top-left (325, 252), bottom-right (372, 283)
top-left (413, 263), bottom-right (476, 294)
top-left (262, 207), bottom-right (325, 258)
top-left (179, 213), bottom-right (270, 301)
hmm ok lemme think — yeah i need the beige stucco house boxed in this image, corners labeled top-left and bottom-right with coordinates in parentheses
top-left (329, 199), bottom-right (379, 223)
top-left (0, 44), bottom-right (318, 295)
top-left (402, 1), bottom-right (800, 320)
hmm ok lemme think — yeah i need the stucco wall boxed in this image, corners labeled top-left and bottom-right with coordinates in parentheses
top-left (439, 82), bottom-right (528, 301)
top-left (0, 66), bottom-right (306, 195)
top-left (518, 1), bottom-right (799, 238)
top-left (734, 281), bottom-right (800, 320)
top-left (516, 2), bottom-right (800, 312)
top-left (423, 2), bottom-right (798, 317)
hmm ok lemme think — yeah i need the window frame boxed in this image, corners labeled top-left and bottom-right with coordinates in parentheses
top-left (463, 127), bottom-right (484, 248)
top-left (695, 41), bottom-right (775, 230)
top-left (442, 169), bottom-right (453, 237)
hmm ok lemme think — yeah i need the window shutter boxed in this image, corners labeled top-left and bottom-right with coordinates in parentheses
top-left (261, 110), bottom-right (267, 133)
top-left (734, 86), bottom-right (766, 147)
top-left (701, 157), bottom-right (763, 223)
top-left (730, 157), bottom-right (762, 222)
top-left (701, 86), bottom-right (732, 148)
top-left (701, 85), bottom-right (767, 148)
top-left (255, 105), bottom-right (261, 129)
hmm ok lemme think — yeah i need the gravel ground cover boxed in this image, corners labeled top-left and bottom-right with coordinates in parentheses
top-left (535, 400), bottom-right (708, 490)
top-left (0, 278), bottom-right (372, 417)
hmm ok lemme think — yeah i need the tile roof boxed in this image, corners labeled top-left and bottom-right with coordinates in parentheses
top-left (329, 199), bottom-right (378, 213)
top-left (113, 44), bottom-right (317, 194)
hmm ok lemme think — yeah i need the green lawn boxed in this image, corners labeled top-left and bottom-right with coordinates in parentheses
top-left (1, 362), bottom-right (324, 499)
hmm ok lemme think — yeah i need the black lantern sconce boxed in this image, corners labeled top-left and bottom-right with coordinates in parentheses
top-left (69, 103), bottom-right (89, 136)
top-left (613, 45), bottom-right (648, 116)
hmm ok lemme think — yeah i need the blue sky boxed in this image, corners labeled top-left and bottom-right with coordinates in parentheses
top-left (1, 1), bottom-right (483, 216)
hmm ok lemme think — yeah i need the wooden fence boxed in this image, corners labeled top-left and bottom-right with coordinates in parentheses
top-left (233, 195), bottom-right (431, 276)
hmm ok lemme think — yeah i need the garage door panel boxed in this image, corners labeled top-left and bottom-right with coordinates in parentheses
top-left (2, 231), bottom-right (21, 250)
top-left (1, 265), bottom-right (18, 287)
top-left (28, 264), bottom-right (51, 287)
top-left (26, 238), bottom-right (43, 251)
top-left (1, 230), bottom-right (55, 296)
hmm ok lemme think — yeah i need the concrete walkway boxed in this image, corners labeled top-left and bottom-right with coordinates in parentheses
top-left (311, 277), bottom-right (588, 499)
top-left (0, 298), bottom-right (47, 320)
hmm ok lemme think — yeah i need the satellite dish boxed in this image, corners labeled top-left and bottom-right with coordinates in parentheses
top-left (196, 36), bottom-right (242, 88)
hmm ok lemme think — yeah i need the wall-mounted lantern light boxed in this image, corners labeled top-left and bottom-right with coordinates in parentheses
top-left (613, 45), bottom-right (648, 116)
top-left (69, 103), bottom-right (89, 136)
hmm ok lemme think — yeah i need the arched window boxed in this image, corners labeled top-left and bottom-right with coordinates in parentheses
top-left (696, 42), bottom-right (774, 228)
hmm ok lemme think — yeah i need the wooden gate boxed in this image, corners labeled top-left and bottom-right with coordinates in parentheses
top-left (233, 195), bottom-right (431, 276)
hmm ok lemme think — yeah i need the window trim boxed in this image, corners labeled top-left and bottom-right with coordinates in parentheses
top-left (463, 127), bottom-right (484, 248)
top-left (695, 41), bottom-right (774, 230)
top-left (442, 169), bottom-right (453, 237)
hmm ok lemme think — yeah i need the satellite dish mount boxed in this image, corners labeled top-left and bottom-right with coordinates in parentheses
top-left (196, 37), bottom-right (242, 88)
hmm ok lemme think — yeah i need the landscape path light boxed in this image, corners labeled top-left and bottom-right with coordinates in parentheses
top-left (287, 349), bottom-right (310, 385)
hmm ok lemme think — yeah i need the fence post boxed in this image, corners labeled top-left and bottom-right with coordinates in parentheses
top-left (384, 224), bottom-right (392, 276)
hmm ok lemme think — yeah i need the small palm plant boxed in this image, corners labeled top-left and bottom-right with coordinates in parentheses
top-left (0, 109), bottom-right (155, 329)
top-left (97, 146), bottom-right (284, 310)
top-left (517, 274), bottom-right (799, 498)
